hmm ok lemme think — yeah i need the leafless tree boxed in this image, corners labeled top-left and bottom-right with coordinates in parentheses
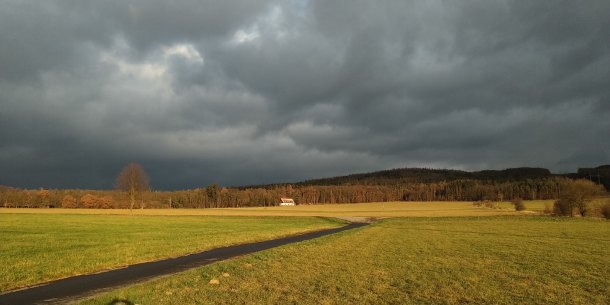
top-left (115, 163), bottom-right (150, 213)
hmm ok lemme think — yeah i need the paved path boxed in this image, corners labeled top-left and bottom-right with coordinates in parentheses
top-left (0, 222), bottom-right (367, 305)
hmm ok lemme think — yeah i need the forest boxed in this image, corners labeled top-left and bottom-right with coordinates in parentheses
top-left (1, 166), bottom-right (608, 209)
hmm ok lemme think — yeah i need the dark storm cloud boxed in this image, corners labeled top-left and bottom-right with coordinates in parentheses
top-left (1, 0), bottom-right (609, 189)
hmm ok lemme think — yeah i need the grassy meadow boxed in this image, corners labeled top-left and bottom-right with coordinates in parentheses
top-left (78, 216), bottom-right (610, 305)
top-left (0, 214), bottom-right (343, 292)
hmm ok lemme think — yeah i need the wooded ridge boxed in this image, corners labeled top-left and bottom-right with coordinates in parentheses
top-left (1, 165), bottom-right (608, 208)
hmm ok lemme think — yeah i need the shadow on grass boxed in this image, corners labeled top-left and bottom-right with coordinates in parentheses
top-left (106, 298), bottom-right (135, 305)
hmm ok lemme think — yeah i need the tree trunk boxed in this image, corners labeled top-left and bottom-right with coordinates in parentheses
top-left (129, 186), bottom-right (136, 214)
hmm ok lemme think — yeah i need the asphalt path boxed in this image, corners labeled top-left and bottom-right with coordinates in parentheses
top-left (0, 222), bottom-right (367, 305)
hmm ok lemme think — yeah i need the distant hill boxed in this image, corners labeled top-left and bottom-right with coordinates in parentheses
top-left (297, 167), bottom-right (553, 186)
top-left (244, 165), bottom-right (610, 191)
top-left (569, 165), bottom-right (610, 190)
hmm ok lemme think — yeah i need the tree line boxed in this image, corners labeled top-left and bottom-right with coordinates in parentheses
top-left (1, 176), bottom-right (606, 209)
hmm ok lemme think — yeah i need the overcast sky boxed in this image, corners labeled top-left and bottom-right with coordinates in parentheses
top-left (1, 0), bottom-right (609, 189)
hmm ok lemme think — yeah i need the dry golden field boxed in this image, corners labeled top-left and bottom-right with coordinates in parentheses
top-left (0, 201), bottom-right (550, 218)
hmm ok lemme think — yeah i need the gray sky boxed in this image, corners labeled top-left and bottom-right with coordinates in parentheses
top-left (1, 0), bottom-right (609, 189)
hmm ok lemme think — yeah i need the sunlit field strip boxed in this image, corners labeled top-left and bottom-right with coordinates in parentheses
top-left (0, 214), bottom-right (342, 292)
top-left (0, 200), bottom-right (553, 217)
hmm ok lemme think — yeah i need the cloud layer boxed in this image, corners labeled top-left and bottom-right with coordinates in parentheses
top-left (1, 0), bottom-right (609, 189)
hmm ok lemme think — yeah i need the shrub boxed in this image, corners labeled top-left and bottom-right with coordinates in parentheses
top-left (482, 200), bottom-right (498, 209)
top-left (98, 196), bottom-right (115, 209)
top-left (553, 198), bottom-right (575, 216)
top-left (61, 195), bottom-right (78, 208)
top-left (554, 179), bottom-right (604, 217)
top-left (554, 194), bottom-right (593, 217)
top-left (80, 194), bottom-right (99, 209)
top-left (601, 202), bottom-right (610, 220)
top-left (511, 198), bottom-right (526, 211)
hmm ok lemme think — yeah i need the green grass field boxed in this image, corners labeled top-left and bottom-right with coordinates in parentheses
top-left (2, 201), bottom-right (609, 304)
top-left (78, 216), bottom-right (610, 305)
top-left (0, 214), bottom-right (342, 292)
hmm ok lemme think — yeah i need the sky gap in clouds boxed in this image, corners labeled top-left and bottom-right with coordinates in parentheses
top-left (0, 0), bottom-right (609, 189)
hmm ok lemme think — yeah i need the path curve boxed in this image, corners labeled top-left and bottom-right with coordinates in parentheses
top-left (0, 222), bottom-right (367, 305)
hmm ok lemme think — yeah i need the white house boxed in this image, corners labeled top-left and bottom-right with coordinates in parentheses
top-left (279, 197), bottom-right (296, 206)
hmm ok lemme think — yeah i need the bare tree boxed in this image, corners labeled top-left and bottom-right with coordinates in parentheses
top-left (115, 163), bottom-right (150, 213)
top-left (554, 179), bottom-right (603, 216)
